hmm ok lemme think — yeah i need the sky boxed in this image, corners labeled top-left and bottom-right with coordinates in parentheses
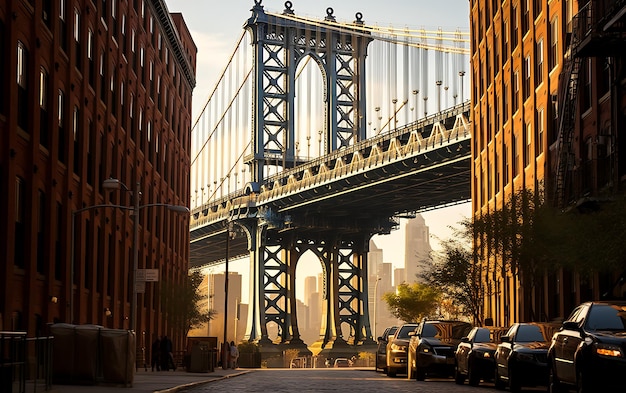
top-left (166, 0), bottom-right (472, 302)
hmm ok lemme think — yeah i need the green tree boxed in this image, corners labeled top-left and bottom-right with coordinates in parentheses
top-left (161, 271), bottom-right (215, 337)
top-left (382, 282), bottom-right (440, 323)
top-left (424, 228), bottom-right (483, 324)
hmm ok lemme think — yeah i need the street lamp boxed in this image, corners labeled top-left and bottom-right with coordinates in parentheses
top-left (373, 276), bottom-right (381, 339)
top-left (102, 178), bottom-right (189, 332)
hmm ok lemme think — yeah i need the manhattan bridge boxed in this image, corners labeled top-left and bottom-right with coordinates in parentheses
top-left (188, 1), bottom-right (471, 357)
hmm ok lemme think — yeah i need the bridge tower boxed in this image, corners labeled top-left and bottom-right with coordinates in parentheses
top-left (238, 1), bottom-right (376, 358)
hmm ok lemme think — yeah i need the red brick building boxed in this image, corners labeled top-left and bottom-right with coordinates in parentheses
top-left (0, 0), bottom-right (196, 357)
top-left (470, 0), bottom-right (626, 326)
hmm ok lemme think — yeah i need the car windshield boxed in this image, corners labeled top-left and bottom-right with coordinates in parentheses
top-left (585, 304), bottom-right (626, 331)
top-left (396, 325), bottom-right (417, 338)
top-left (515, 325), bottom-right (546, 342)
top-left (474, 328), bottom-right (491, 343)
top-left (422, 322), bottom-right (472, 339)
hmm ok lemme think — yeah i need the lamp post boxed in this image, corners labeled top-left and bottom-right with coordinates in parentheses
top-left (222, 224), bottom-right (230, 370)
top-left (102, 178), bottom-right (189, 332)
top-left (373, 276), bottom-right (381, 339)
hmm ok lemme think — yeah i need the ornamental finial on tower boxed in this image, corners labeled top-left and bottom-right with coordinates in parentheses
top-left (283, 1), bottom-right (294, 15)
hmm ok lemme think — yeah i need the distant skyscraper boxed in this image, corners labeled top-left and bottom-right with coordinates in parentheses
top-left (404, 215), bottom-right (432, 283)
top-left (304, 276), bottom-right (317, 306)
top-left (394, 268), bottom-right (405, 287)
top-left (197, 272), bottom-right (243, 345)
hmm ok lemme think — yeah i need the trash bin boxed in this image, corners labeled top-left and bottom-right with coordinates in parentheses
top-left (188, 344), bottom-right (209, 373)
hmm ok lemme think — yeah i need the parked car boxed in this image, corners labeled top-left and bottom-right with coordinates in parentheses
top-left (333, 357), bottom-right (351, 367)
top-left (385, 323), bottom-right (418, 377)
top-left (375, 326), bottom-right (397, 373)
top-left (455, 326), bottom-right (508, 386)
top-left (548, 301), bottom-right (626, 393)
top-left (407, 319), bottom-right (473, 381)
top-left (494, 322), bottom-right (559, 392)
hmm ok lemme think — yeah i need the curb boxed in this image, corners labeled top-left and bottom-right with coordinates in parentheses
top-left (155, 370), bottom-right (251, 393)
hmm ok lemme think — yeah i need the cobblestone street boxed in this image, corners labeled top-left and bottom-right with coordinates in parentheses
top-left (180, 368), bottom-right (547, 392)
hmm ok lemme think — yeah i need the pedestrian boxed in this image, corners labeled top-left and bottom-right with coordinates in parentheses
top-left (229, 341), bottom-right (239, 369)
top-left (160, 335), bottom-right (176, 371)
top-left (151, 337), bottom-right (161, 371)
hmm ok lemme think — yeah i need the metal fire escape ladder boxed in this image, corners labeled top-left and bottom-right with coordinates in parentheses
top-left (554, 50), bottom-right (582, 208)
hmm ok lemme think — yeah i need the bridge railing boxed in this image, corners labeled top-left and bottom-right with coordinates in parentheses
top-left (190, 102), bottom-right (470, 229)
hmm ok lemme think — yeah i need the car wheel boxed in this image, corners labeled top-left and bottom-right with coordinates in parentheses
top-left (415, 365), bottom-right (426, 381)
top-left (548, 364), bottom-right (566, 393)
top-left (494, 365), bottom-right (505, 390)
top-left (467, 359), bottom-right (480, 387)
top-left (454, 365), bottom-right (465, 385)
top-left (508, 364), bottom-right (521, 393)
top-left (576, 370), bottom-right (592, 393)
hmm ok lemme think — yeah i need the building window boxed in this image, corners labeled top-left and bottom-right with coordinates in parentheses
top-left (131, 28), bottom-right (136, 69)
top-left (522, 0), bottom-right (530, 35)
top-left (100, 51), bottom-right (106, 101)
top-left (0, 18), bottom-right (4, 115)
top-left (55, 202), bottom-right (62, 280)
top-left (121, 14), bottom-right (127, 53)
top-left (17, 41), bottom-right (29, 132)
top-left (130, 93), bottom-right (135, 140)
top-left (40, 67), bottom-right (49, 148)
top-left (513, 70), bottom-right (520, 113)
top-left (140, 46), bottom-right (145, 85)
top-left (495, 150), bottom-right (500, 193)
top-left (582, 58), bottom-right (592, 110)
top-left (536, 108), bottom-right (544, 156)
top-left (503, 141), bottom-right (509, 185)
top-left (87, 29), bottom-right (94, 87)
top-left (536, 38), bottom-right (544, 85)
top-left (600, 57), bottom-right (610, 97)
top-left (74, 7), bottom-right (81, 69)
top-left (59, 0), bottom-right (67, 52)
top-left (524, 55), bottom-right (531, 101)
top-left (73, 106), bottom-right (80, 174)
top-left (525, 122), bottom-right (532, 167)
top-left (42, 0), bottom-right (52, 28)
top-left (513, 129), bottom-right (520, 176)
top-left (110, 71), bottom-right (116, 116)
top-left (503, 19), bottom-right (509, 58)
top-left (15, 177), bottom-right (26, 268)
top-left (512, 5), bottom-right (519, 49)
top-left (111, 0), bottom-right (118, 39)
top-left (58, 90), bottom-right (66, 163)
top-left (549, 17), bottom-right (558, 71)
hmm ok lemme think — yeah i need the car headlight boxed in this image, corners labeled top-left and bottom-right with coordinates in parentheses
top-left (391, 343), bottom-right (407, 351)
top-left (419, 344), bottom-right (432, 353)
top-left (483, 352), bottom-right (492, 358)
top-left (594, 343), bottom-right (624, 358)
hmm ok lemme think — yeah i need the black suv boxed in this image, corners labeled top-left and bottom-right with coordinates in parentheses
top-left (407, 319), bottom-right (473, 380)
top-left (548, 301), bottom-right (626, 393)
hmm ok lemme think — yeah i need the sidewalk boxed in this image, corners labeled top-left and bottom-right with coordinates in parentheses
top-left (48, 368), bottom-right (250, 393)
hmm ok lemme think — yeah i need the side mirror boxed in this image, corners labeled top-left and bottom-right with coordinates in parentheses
top-left (377, 336), bottom-right (383, 341)
top-left (408, 331), bottom-right (416, 337)
top-left (562, 321), bottom-right (580, 331)
top-left (500, 335), bottom-right (511, 343)
top-left (461, 337), bottom-right (470, 343)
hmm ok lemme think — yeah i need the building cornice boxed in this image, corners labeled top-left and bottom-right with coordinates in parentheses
top-left (150, 0), bottom-right (196, 89)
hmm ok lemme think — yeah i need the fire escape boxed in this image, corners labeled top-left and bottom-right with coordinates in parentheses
top-left (553, 0), bottom-right (626, 208)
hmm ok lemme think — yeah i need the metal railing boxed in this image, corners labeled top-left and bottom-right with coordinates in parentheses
top-left (0, 332), bottom-right (53, 393)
